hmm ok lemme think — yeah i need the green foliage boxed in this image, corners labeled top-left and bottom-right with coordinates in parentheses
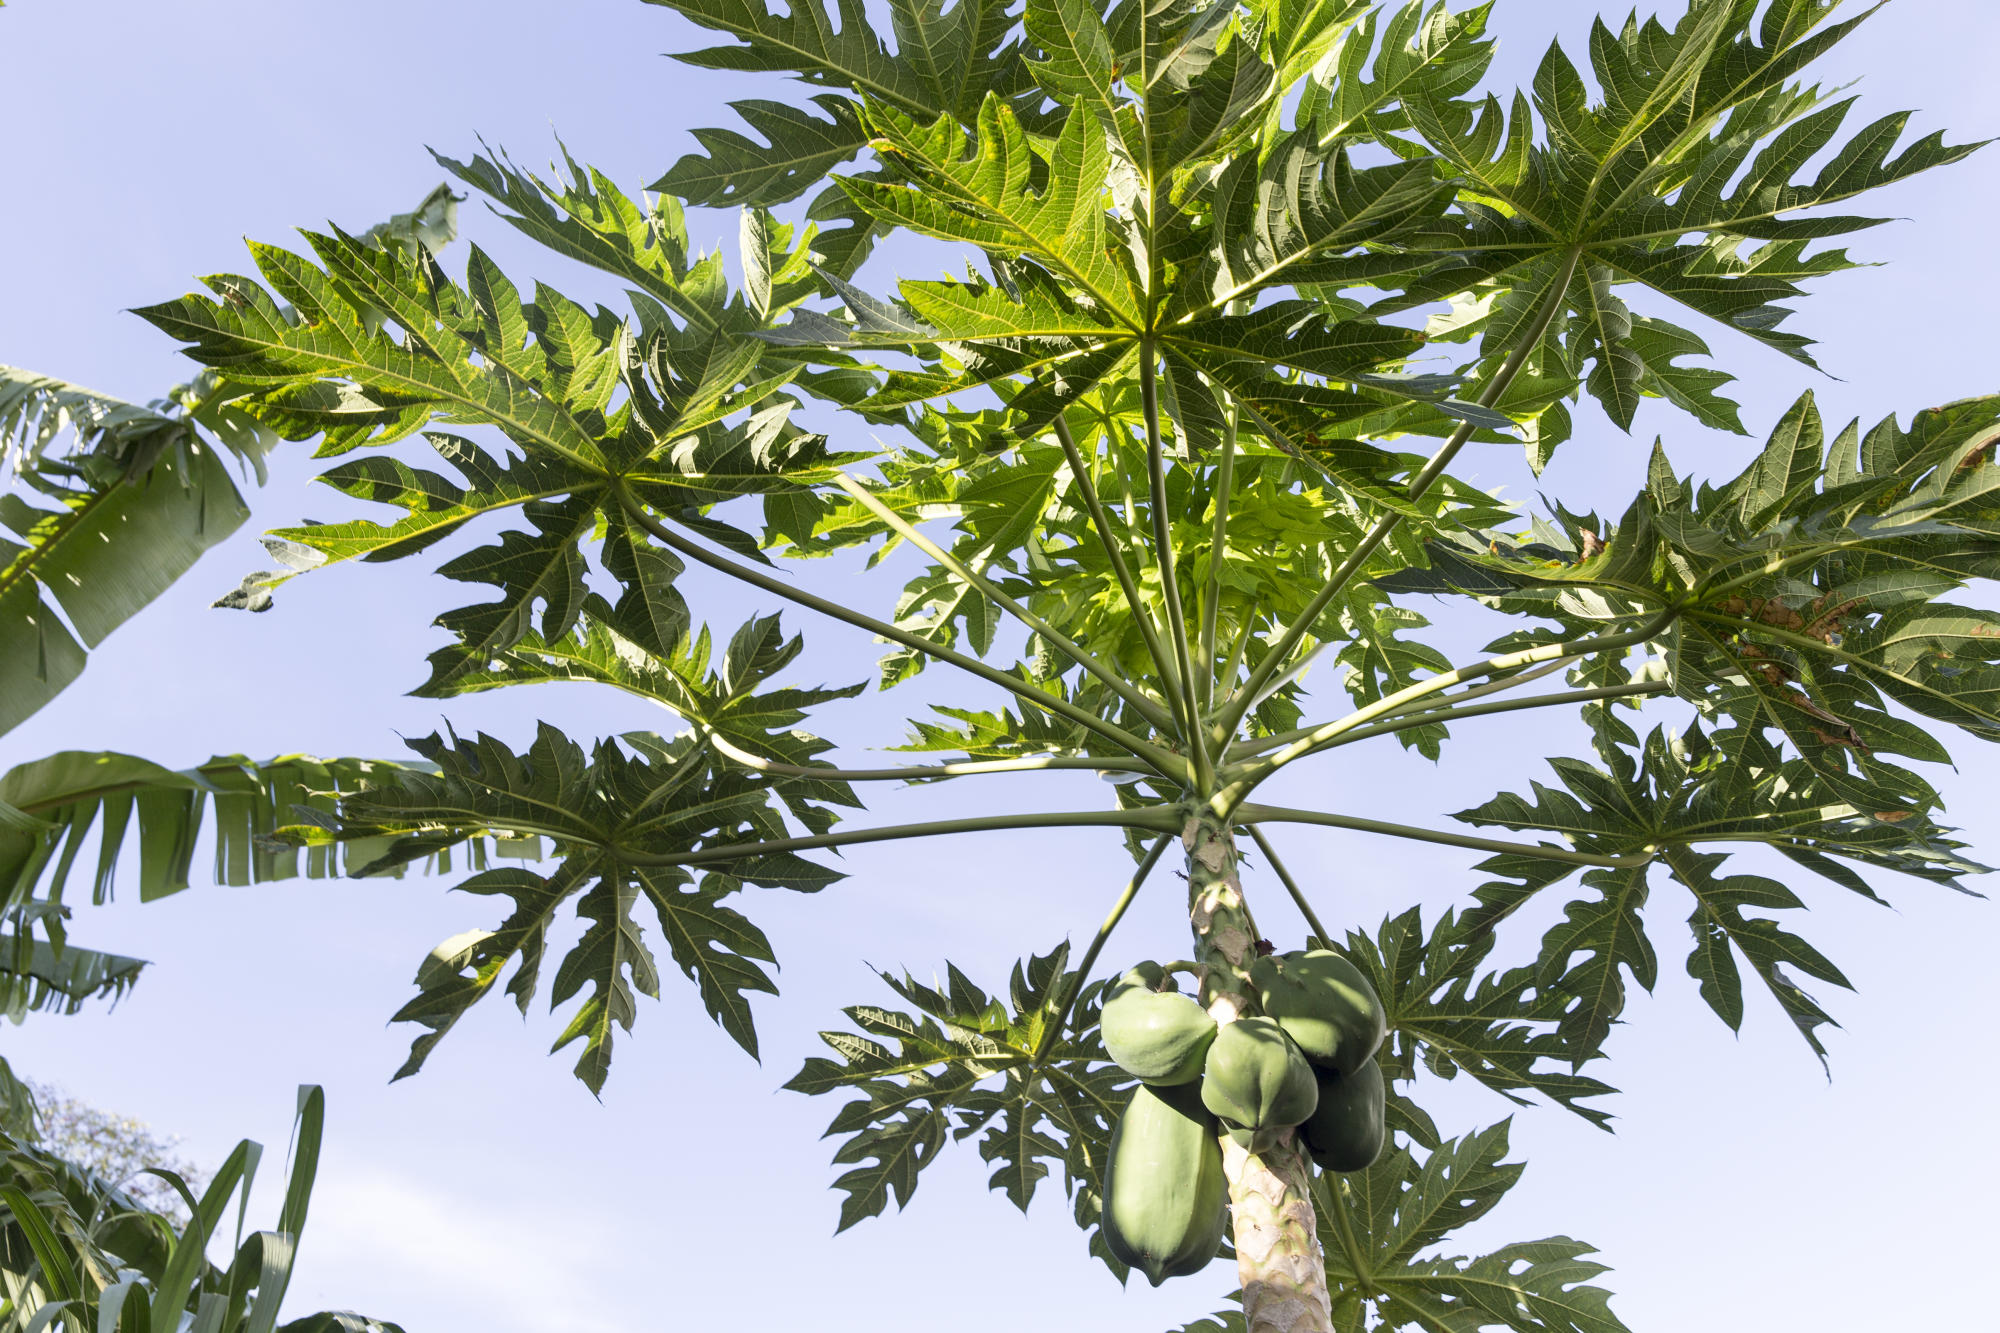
top-left (782, 945), bottom-right (1140, 1268)
top-left (0, 184), bottom-right (461, 731)
top-left (1402, 0), bottom-right (1985, 446)
top-left (1316, 1122), bottom-right (1626, 1333)
top-left (0, 1086), bottom-right (403, 1333)
top-left (1381, 392), bottom-right (2000, 1064)
top-left (135, 169), bottom-right (845, 686)
top-left (1326, 908), bottom-right (1617, 1130)
top-left (252, 615), bottom-right (865, 1087)
top-left (0, 750), bottom-right (448, 1024)
top-left (0, 368), bottom-right (264, 736)
top-left (300, 669), bottom-right (854, 1089)
top-left (0, 1063), bottom-right (31, 1144)
top-left (40, 0), bottom-right (1994, 1326)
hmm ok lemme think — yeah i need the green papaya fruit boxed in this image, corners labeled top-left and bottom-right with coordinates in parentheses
top-left (1198, 1016), bottom-right (1317, 1151)
top-left (1101, 1082), bottom-right (1229, 1287)
top-left (1101, 965), bottom-right (1217, 1086)
top-left (1298, 1057), bottom-right (1385, 1173)
top-left (1249, 949), bottom-right (1386, 1074)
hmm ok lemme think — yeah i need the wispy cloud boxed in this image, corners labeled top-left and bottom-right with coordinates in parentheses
top-left (289, 1165), bottom-right (630, 1331)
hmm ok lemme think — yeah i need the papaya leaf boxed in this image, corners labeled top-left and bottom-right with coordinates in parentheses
top-left (1399, 0), bottom-right (1986, 449)
top-left (1307, 0), bottom-right (1498, 146)
top-left (436, 142), bottom-right (723, 333)
top-left (1315, 1122), bottom-right (1630, 1333)
top-left (312, 708), bottom-right (849, 1090)
top-left (136, 217), bottom-right (834, 693)
top-left (1341, 907), bottom-right (1617, 1128)
top-left (785, 944), bottom-right (1144, 1276)
top-left (654, 95), bottom-right (872, 210)
top-left (646, 0), bottom-right (1034, 126)
top-left (1456, 717), bottom-right (1983, 1066)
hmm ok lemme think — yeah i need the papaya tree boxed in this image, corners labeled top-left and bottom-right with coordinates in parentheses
top-left (7, 1), bottom-right (1994, 1329)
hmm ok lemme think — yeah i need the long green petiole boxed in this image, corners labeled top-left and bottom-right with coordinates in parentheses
top-left (1241, 642), bottom-right (1328, 720)
top-left (1052, 413), bottom-right (1186, 716)
top-left (1234, 801), bottom-right (1650, 869)
top-left (1212, 612), bottom-right (1257, 721)
top-left (615, 806), bottom-right (1185, 869)
top-left (1142, 347), bottom-right (1212, 788)
top-left (830, 472), bottom-right (1178, 735)
top-left (1245, 825), bottom-right (1334, 951)
top-left (701, 730), bottom-right (1157, 782)
top-left (1226, 680), bottom-right (1671, 773)
top-left (1220, 608), bottom-right (1682, 808)
top-left (1199, 403), bottom-right (1239, 713)
top-left (616, 490), bottom-right (1189, 780)
top-left (1032, 834), bottom-right (1174, 1063)
top-left (1312, 680), bottom-right (1669, 749)
top-left (1223, 657), bottom-right (1567, 762)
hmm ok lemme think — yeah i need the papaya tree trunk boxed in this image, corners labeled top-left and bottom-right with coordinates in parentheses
top-left (1185, 811), bottom-right (1333, 1333)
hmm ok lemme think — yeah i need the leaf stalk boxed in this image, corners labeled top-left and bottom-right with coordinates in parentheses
top-left (613, 806), bottom-right (1185, 868)
top-left (1052, 413), bottom-right (1186, 714)
top-left (1142, 344), bottom-right (1213, 790)
top-left (1228, 679), bottom-right (1671, 769)
top-left (1245, 825), bottom-right (1334, 951)
top-left (1220, 607), bottom-right (1681, 809)
top-left (1199, 402), bottom-right (1239, 713)
top-left (1233, 802), bottom-right (1648, 869)
top-left (701, 729), bottom-right (1156, 782)
top-left (1031, 834), bottom-right (1174, 1063)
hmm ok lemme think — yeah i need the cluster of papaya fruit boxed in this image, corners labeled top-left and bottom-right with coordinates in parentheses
top-left (1096, 951), bottom-right (1388, 1286)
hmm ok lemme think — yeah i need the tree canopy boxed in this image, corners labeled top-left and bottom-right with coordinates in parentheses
top-left (2, 1), bottom-right (1992, 1329)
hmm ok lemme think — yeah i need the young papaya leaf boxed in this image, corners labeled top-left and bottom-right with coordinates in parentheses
top-left (1396, 1), bottom-right (1986, 448)
top-left (297, 709), bottom-right (855, 1089)
top-left (785, 944), bottom-right (1141, 1275)
top-left (1339, 907), bottom-right (1617, 1128)
top-left (1314, 1121), bottom-right (1630, 1333)
top-left (1457, 713), bottom-right (1985, 1066)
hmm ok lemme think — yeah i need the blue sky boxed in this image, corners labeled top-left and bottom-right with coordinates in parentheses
top-left (2, 1), bottom-right (1997, 1328)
